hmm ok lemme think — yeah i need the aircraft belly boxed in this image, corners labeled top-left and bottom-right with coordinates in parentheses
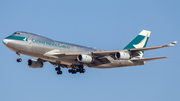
top-left (40, 56), bottom-right (79, 66)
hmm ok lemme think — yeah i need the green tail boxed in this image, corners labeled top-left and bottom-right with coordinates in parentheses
top-left (123, 30), bottom-right (151, 57)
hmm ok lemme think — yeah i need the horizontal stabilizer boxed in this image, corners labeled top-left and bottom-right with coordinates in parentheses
top-left (131, 57), bottom-right (168, 62)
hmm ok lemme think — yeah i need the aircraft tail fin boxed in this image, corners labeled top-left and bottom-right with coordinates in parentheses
top-left (123, 30), bottom-right (151, 57)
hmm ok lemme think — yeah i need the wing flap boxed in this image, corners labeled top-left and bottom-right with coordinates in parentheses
top-left (131, 57), bottom-right (168, 62)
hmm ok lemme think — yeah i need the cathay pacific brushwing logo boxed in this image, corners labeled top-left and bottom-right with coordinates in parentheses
top-left (133, 34), bottom-right (148, 49)
top-left (23, 37), bottom-right (27, 41)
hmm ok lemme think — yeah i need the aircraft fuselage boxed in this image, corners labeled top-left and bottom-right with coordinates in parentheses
top-left (3, 31), bottom-right (144, 69)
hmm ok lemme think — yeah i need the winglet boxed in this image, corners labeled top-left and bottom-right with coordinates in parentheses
top-left (168, 41), bottom-right (177, 47)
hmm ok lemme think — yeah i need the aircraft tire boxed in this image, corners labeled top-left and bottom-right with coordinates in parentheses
top-left (72, 70), bottom-right (77, 74)
top-left (80, 69), bottom-right (85, 73)
top-left (83, 69), bottom-right (85, 73)
top-left (55, 67), bottom-right (58, 71)
top-left (17, 58), bottom-right (22, 62)
top-left (68, 69), bottom-right (72, 73)
top-left (57, 71), bottom-right (62, 75)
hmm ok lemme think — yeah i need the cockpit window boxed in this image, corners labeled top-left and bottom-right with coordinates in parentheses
top-left (13, 32), bottom-right (20, 35)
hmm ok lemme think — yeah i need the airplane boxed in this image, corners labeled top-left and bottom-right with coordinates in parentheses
top-left (3, 30), bottom-right (177, 75)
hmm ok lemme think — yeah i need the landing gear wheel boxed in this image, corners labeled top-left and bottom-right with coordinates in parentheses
top-left (57, 71), bottom-right (62, 75)
top-left (55, 67), bottom-right (58, 71)
top-left (55, 65), bottom-right (62, 75)
top-left (72, 70), bottom-right (77, 74)
top-left (16, 52), bottom-right (22, 62)
top-left (80, 69), bottom-right (85, 73)
top-left (76, 69), bottom-right (80, 72)
top-left (83, 69), bottom-right (85, 73)
top-left (68, 65), bottom-right (85, 74)
top-left (16, 58), bottom-right (22, 62)
top-left (78, 65), bottom-right (85, 73)
top-left (68, 69), bottom-right (72, 73)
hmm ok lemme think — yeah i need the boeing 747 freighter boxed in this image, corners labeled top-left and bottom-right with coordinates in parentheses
top-left (3, 30), bottom-right (177, 75)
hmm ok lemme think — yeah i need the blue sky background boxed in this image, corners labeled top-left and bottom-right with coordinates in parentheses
top-left (0, 0), bottom-right (179, 101)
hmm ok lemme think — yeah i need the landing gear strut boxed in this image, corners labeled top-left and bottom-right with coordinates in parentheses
top-left (55, 65), bottom-right (62, 75)
top-left (78, 65), bottom-right (86, 73)
top-left (68, 65), bottom-right (85, 74)
top-left (16, 52), bottom-right (22, 62)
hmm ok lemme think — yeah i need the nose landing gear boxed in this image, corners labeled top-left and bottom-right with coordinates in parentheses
top-left (17, 58), bottom-right (22, 62)
top-left (16, 52), bottom-right (22, 62)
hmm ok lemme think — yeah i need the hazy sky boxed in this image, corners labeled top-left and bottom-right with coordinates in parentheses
top-left (0, 0), bottom-right (179, 101)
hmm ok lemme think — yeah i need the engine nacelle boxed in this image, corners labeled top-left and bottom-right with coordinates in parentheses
top-left (115, 51), bottom-right (131, 60)
top-left (77, 54), bottom-right (93, 63)
top-left (27, 59), bottom-right (43, 68)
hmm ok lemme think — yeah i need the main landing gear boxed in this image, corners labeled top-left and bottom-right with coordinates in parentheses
top-left (16, 52), bottom-right (22, 62)
top-left (55, 66), bottom-right (63, 75)
top-left (54, 65), bottom-right (85, 75)
top-left (68, 65), bottom-right (85, 74)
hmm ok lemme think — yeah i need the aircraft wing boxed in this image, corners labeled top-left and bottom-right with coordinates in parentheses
top-left (44, 50), bottom-right (112, 66)
top-left (88, 41), bottom-right (177, 57)
top-left (44, 41), bottom-right (176, 65)
top-left (126, 41), bottom-right (177, 52)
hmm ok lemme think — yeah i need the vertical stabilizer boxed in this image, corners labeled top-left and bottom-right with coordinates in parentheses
top-left (123, 30), bottom-right (151, 57)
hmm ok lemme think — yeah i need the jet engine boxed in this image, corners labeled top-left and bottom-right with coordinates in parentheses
top-left (77, 54), bottom-right (93, 63)
top-left (115, 51), bottom-right (131, 60)
top-left (27, 59), bottom-right (43, 68)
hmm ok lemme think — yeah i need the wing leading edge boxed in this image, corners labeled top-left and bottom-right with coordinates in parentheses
top-left (51, 41), bottom-right (177, 58)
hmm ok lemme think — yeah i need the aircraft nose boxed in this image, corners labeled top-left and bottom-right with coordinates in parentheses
top-left (3, 39), bottom-right (9, 44)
